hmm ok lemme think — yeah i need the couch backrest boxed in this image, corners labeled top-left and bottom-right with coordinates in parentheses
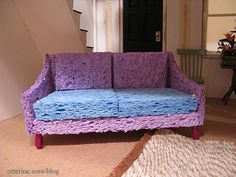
top-left (53, 52), bottom-right (112, 90)
top-left (113, 52), bottom-right (168, 89)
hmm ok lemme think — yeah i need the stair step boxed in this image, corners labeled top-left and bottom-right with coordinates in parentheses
top-left (66, 0), bottom-right (93, 52)
top-left (85, 46), bottom-right (93, 52)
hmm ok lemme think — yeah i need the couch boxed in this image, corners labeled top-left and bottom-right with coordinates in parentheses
top-left (21, 52), bottom-right (205, 149)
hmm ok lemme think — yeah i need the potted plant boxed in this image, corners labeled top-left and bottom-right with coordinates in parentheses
top-left (218, 30), bottom-right (236, 66)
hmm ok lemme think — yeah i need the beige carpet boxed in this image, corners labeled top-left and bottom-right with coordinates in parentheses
top-left (0, 115), bottom-right (145, 177)
top-left (121, 129), bottom-right (236, 177)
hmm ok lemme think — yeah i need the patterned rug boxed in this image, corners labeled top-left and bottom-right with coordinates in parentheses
top-left (109, 129), bottom-right (236, 177)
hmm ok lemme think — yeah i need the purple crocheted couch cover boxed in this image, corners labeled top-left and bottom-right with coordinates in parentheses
top-left (21, 52), bottom-right (205, 135)
top-left (53, 53), bottom-right (112, 90)
top-left (113, 52), bottom-right (168, 88)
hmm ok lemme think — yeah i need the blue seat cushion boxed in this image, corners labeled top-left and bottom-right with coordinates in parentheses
top-left (33, 88), bottom-right (198, 121)
top-left (115, 88), bottom-right (198, 117)
top-left (33, 89), bottom-right (118, 121)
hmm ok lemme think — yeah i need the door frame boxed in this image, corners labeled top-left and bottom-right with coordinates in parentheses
top-left (119, 0), bottom-right (167, 52)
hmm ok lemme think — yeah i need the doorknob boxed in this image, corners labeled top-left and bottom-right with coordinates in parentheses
top-left (155, 31), bottom-right (161, 42)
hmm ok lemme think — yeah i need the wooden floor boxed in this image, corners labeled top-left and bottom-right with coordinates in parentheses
top-left (0, 98), bottom-right (235, 177)
top-left (175, 98), bottom-right (236, 144)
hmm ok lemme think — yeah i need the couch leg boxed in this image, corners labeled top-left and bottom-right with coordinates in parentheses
top-left (35, 134), bottom-right (43, 149)
top-left (192, 127), bottom-right (199, 140)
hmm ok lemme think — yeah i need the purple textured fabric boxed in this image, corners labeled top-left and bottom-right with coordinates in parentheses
top-left (113, 52), bottom-right (168, 89)
top-left (54, 52), bottom-right (112, 90)
top-left (21, 54), bottom-right (54, 134)
top-left (167, 52), bottom-right (205, 124)
top-left (21, 52), bottom-right (205, 136)
top-left (33, 113), bottom-right (200, 135)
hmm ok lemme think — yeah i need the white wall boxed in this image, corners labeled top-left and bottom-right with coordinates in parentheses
top-left (14, 0), bottom-right (85, 58)
top-left (166, 0), bottom-right (203, 54)
top-left (0, 0), bottom-right (42, 121)
top-left (203, 58), bottom-right (236, 98)
top-left (207, 0), bottom-right (236, 51)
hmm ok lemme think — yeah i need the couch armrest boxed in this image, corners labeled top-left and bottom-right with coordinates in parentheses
top-left (168, 52), bottom-right (205, 124)
top-left (21, 54), bottom-right (54, 134)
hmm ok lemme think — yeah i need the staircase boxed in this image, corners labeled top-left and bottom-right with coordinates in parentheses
top-left (67, 0), bottom-right (94, 52)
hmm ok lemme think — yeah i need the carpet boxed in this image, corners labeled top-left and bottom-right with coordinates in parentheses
top-left (110, 129), bottom-right (236, 177)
